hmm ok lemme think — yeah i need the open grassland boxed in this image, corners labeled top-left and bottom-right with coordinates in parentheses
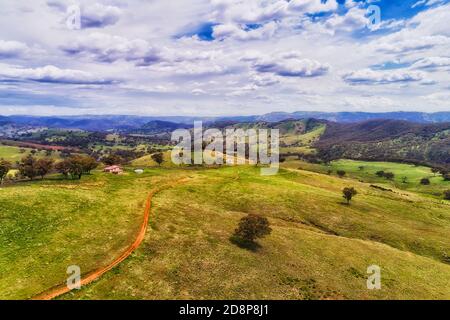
top-left (131, 151), bottom-right (175, 168)
top-left (281, 124), bottom-right (325, 146)
top-left (63, 166), bottom-right (450, 300)
top-left (0, 169), bottom-right (186, 299)
top-left (283, 159), bottom-right (450, 198)
top-left (0, 145), bottom-right (62, 163)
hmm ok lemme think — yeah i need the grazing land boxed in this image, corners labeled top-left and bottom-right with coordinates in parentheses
top-left (0, 169), bottom-right (185, 299)
top-left (63, 166), bottom-right (449, 300)
top-left (1, 117), bottom-right (449, 300)
top-left (283, 159), bottom-right (450, 198)
top-left (0, 145), bottom-right (62, 162)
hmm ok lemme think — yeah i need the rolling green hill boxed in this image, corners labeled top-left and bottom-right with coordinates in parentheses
top-left (62, 166), bottom-right (450, 300)
top-left (1, 165), bottom-right (448, 300)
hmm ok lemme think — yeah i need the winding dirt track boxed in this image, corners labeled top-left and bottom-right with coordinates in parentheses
top-left (32, 179), bottom-right (186, 300)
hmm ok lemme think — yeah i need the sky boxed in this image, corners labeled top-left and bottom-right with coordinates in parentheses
top-left (0, 0), bottom-right (449, 116)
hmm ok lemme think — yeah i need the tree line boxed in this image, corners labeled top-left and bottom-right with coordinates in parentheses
top-left (0, 154), bottom-right (98, 183)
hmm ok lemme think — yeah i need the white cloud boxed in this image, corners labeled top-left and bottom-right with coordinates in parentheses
top-left (212, 22), bottom-right (278, 41)
top-left (61, 33), bottom-right (161, 66)
top-left (376, 35), bottom-right (450, 54)
top-left (253, 53), bottom-right (329, 78)
top-left (0, 64), bottom-right (116, 85)
top-left (411, 56), bottom-right (450, 69)
top-left (0, 40), bottom-right (29, 58)
top-left (343, 69), bottom-right (425, 85)
top-left (47, 1), bottom-right (122, 28)
top-left (0, 0), bottom-right (449, 115)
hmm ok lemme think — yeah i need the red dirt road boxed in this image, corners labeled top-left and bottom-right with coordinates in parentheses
top-left (32, 179), bottom-right (186, 300)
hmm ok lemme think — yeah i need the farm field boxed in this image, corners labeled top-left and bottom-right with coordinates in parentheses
top-left (57, 166), bottom-right (450, 300)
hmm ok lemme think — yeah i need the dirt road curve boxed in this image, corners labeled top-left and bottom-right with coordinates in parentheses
top-left (32, 179), bottom-right (186, 300)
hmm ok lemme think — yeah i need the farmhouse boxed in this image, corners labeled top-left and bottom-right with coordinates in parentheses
top-left (103, 165), bottom-right (123, 175)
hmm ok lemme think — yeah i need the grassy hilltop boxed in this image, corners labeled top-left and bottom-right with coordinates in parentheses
top-left (1, 164), bottom-right (447, 300)
top-left (62, 166), bottom-right (449, 300)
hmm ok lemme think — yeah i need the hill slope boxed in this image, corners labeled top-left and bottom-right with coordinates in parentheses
top-left (316, 120), bottom-right (450, 167)
top-left (60, 166), bottom-right (450, 300)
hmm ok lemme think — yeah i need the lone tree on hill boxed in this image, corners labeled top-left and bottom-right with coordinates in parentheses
top-left (151, 152), bottom-right (164, 166)
top-left (233, 214), bottom-right (272, 244)
top-left (337, 170), bottom-right (346, 178)
top-left (0, 159), bottom-right (12, 184)
top-left (342, 187), bottom-right (358, 205)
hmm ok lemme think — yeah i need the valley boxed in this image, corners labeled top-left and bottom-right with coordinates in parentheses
top-left (0, 116), bottom-right (449, 300)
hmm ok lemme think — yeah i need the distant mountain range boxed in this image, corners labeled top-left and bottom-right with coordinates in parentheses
top-left (1, 112), bottom-right (450, 131)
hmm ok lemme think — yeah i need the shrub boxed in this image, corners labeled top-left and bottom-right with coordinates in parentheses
top-left (233, 214), bottom-right (272, 243)
top-left (420, 178), bottom-right (431, 185)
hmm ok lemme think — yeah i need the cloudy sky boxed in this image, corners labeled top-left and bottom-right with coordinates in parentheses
top-left (0, 0), bottom-right (449, 116)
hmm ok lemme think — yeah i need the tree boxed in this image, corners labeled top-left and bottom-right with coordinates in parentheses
top-left (431, 167), bottom-right (440, 176)
top-left (401, 176), bottom-right (408, 184)
top-left (384, 172), bottom-right (395, 180)
top-left (444, 190), bottom-right (450, 201)
top-left (55, 159), bottom-right (71, 179)
top-left (35, 158), bottom-right (54, 179)
top-left (0, 159), bottom-right (12, 184)
top-left (337, 170), bottom-right (346, 178)
top-left (233, 214), bottom-right (272, 243)
top-left (151, 152), bottom-right (164, 166)
top-left (420, 178), bottom-right (431, 185)
top-left (55, 157), bottom-right (84, 180)
top-left (73, 155), bottom-right (98, 174)
top-left (102, 154), bottom-right (123, 166)
top-left (375, 170), bottom-right (385, 177)
top-left (68, 159), bottom-right (84, 179)
top-left (342, 187), bottom-right (358, 204)
top-left (19, 155), bottom-right (38, 180)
